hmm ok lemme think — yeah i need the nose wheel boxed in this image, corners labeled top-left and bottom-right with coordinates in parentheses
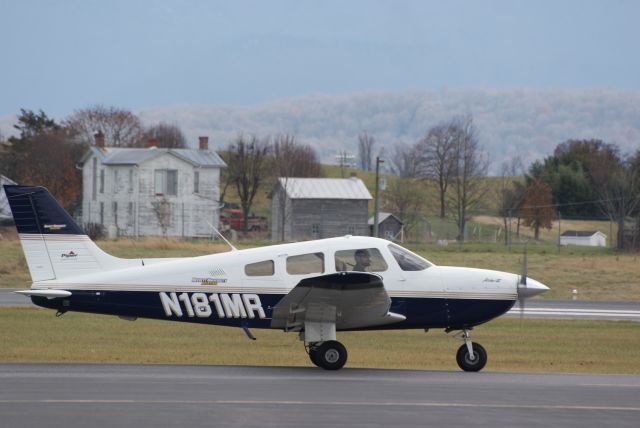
top-left (454, 329), bottom-right (487, 372)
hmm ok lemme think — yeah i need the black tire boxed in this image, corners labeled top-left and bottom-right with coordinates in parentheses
top-left (456, 342), bottom-right (487, 372)
top-left (308, 347), bottom-right (321, 367)
top-left (316, 340), bottom-right (348, 370)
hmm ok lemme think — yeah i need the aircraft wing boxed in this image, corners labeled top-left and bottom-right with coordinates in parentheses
top-left (271, 272), bottom-right (405, 331)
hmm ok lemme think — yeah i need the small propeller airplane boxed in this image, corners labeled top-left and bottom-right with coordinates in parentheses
top-left (4, 185), bottom-right (549, 371)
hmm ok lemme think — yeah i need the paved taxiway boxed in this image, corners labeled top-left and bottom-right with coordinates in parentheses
top-left (3, 288), bottom-right (639, 321)
top-left (0, 364), bottom-right (638, 427)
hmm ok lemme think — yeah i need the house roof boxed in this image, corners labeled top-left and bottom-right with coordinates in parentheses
top-left (368, 212), bottom-right (403, 226)
top-left (81, 146), bottom-right (226, 168)
top-left (561, 230), bottom-right (605, 237)
top-left (277, 177), bottom-right (372, 200)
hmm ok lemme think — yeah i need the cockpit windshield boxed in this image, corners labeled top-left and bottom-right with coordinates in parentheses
top-left (387, 244), bottom-right (432, 271)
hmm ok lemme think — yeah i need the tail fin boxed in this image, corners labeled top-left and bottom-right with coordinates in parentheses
top-left (4, 185), bottom-right (139, 282)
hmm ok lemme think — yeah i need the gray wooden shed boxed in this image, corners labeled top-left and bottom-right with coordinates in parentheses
top-left (368, 212), bottom-right (404, 241)
top-left (271, 177), bottom-right (372, 241)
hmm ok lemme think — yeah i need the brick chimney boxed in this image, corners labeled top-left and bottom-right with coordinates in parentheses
top-left (199, 136), bottom-right (209, 150)
top-left (94, 131), bottom-right (105, 148)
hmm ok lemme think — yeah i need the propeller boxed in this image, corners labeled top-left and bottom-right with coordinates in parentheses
top-left (517, 243), bottom-right (528, 321)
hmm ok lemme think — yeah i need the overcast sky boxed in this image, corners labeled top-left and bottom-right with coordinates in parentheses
top-left (2, 0), bottom-right (639, 117)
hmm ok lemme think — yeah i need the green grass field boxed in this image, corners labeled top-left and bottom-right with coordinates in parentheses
top-left (1, 308), bottom-right (638, 374)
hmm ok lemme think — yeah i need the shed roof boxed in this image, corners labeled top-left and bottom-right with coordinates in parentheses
top-left (368, 212), bottom-right (403, 226)
top-left (277, 177), bottom-right (372, 200)
top-left (560, 230), bottom-right (605, 237)
top-left (81, 146), bottom-right (226, 168)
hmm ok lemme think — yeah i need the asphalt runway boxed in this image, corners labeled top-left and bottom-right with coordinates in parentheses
top-left (0, 364), bottom-right (638, 428)
top-left (3, 288), bottom-right (640, 321)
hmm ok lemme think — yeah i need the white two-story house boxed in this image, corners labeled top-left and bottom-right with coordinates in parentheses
top-left (80, 135), bottom-right (226, 238)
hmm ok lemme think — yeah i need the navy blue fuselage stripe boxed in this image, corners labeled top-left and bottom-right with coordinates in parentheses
top-left (3, 185), bottom-right (85, 235)
top-left (30, 291), bottom-right (516, 330)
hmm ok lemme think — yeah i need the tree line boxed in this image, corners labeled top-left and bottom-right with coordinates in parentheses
top-left (358, 120), bottom-right (640, 249)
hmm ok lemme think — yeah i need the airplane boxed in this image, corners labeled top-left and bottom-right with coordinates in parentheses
top-left (4, 185), bottom-right (549, 371)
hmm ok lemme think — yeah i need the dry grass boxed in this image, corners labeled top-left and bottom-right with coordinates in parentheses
top-left (474, 215), bottom-right (617, 246)
top-left (1, 308), bottom-right (638, 374)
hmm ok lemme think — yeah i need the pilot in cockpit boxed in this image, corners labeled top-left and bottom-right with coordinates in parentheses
top-left (353, 249), bottom-right (371, 272)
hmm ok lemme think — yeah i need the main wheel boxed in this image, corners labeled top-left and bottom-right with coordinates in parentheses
top-left (456, 342), bottom-right (487, 372)
top-left (308, 347), bottom-right (321, 367)
top-left (315, 340), bottom-right (348, 370)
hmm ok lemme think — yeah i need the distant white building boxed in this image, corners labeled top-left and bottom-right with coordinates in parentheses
top-left (0, 175), bottom-right (17, 223)
top-left (80, 136), bottom-right (226, 238)
top-left (560, 230), bottom-right (607, 247)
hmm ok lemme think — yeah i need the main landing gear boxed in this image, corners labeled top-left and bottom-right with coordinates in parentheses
top-left (454, 329), bottom-right (487, 372)
top-left (307, 340), bottom-right (348, 370)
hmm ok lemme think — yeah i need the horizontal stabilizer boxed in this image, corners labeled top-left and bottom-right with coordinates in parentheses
top-left (14, 289), bottom-right (72, 299)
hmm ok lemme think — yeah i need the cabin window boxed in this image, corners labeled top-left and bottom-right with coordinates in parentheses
top-left (245, 260), bottom-right (274, 276)
top-left (154, 169), bottom-right (178, 196)
top-left (287, 252), bottom-right (324, 275)
top-left (334, 248), bottom-right (388, 272)
top-left (387, 243), bottom-right (432, 271)
top-left (99, 169), bottom-right (105, 193)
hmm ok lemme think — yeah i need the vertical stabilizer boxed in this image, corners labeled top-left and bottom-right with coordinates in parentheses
top-left (3, 185), bottom-right (139, 282)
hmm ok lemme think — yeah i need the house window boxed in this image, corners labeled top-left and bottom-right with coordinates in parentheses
top-left (99, 169), bottom-right (105, 193)
top-left (311, 223), bottom-right (320, 238)
top-left (113, 201), bottom-right (118, 226)
top-left (92, 158), bottom-right (97, 200)
top-left (99, 202), bottom-right (104, 225)
top-left (113, 170), bottom-right (119, 193)
top-left (194, 170), bottom-right (200, 194)
top-left (128, 169), bottom-right (134, 192)
top-left (127, 202), bottom-right (134, 226)
top-left (154, 169), bottom-right (178, 196)
top-left (347, 224), bottom-right (355, 235)
top-left (287, 253), bottom-right (324, 275)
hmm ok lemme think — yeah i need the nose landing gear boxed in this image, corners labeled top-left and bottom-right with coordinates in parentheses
top-left (453, 329), bottom-right (487, 372)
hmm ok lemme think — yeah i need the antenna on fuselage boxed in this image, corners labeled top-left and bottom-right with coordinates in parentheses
top-left (206, 220), bottom-right (238, 252)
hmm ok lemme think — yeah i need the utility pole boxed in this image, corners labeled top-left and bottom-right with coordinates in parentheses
top-left (373, 156), bottom-right (384, 238)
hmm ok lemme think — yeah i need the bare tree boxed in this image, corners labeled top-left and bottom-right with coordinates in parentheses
top-left (66, 105), bottom-right (143, 147)
top-left (592, 153), bottom-right (640, 249)
top-left (140, 122), bottom-right (187, 148)
top-left (496, 157), bottom-right (525, 245)
top-left (226, 134), bottom-right (271, 232)
top-left (358, 131), bottom-right (375, 171)
top-left (388, 142), bottom-right (420, 178)
top-left (446, 116), bottom-right (490, 241)
top-left (382, 177), bottom-right (425, 238)
top-left (417, 121), bottom-right (457, 218)
top-left (151, 196), bottom-right (172, 237)
top-left (272, 133), bottom-right (323, 240)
